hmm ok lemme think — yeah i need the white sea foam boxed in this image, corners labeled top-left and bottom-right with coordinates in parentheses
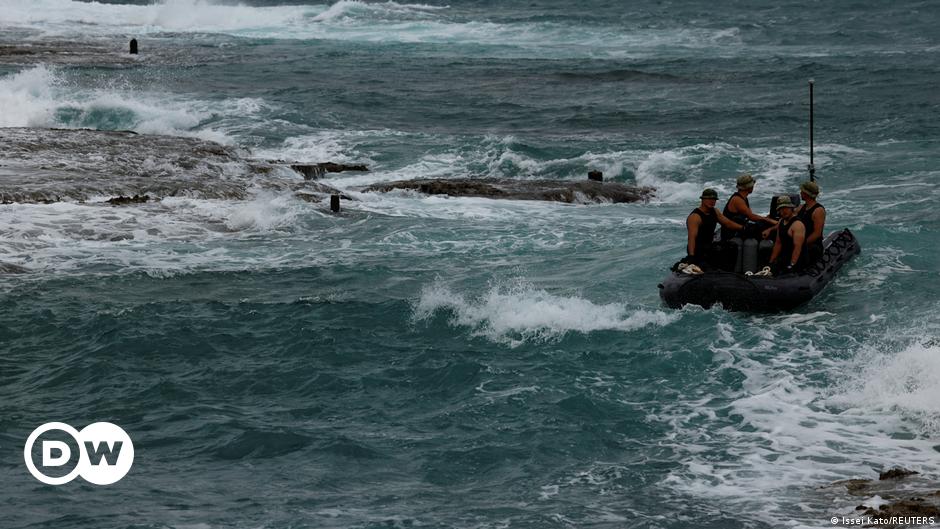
top-left (347, 191), bottom-right (559, 221)
top-left (0, 193), bottom-right (324, 277)
top-left (0, 64), bottom-right (60, 127)
top-left (0, 0), bottom-right (310, 35)
top-left (634, 143), bottom-right (824, 204)
top-left (658, 316), bottom-right (940, 527)
top-left (0, 65), bottom-right (269, 141)
top-left (304, 133), bottom-right (852, 210)
top-left (253, 131), bottom-right (379, 167)
top-left (222, 192), bottom-right (307, 232)
top-left (413, 279), bottom-right (679, 347)
top-left (832, 340), bottom-right (940, 436)
top-left (311, 0), bottom-right (445, 23)
top-left (844, 246), bottom-right (917, 289)
top-left (0, 0), bottom-right (752, 59)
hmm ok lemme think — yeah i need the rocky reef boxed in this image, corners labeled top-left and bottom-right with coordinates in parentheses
top-left (823, 467), bottom-right (940, 527)
top-left (0, 41), bottom-right (140, 66)
top-left (0, 128), bottom-right (346, 204)
top-left (0, 128), bottom-right (653, 208)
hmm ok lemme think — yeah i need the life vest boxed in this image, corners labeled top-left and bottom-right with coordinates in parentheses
top-left (798, 202), bottom-right (825, 239)
top-left (721, 192), bottom-right (749, 240)
top-left (777, 216), bottom-right (806, 269)
top-left (798, 202), bottom-right (825, 263)
top-left (688, 208), bottom-right (718, 256)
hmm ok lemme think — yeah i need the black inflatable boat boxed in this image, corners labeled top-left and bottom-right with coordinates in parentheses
top-left (658, 228), bottom-right (860, 312)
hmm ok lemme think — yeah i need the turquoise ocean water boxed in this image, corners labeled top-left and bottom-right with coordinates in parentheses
top-left (1, 1), bottom-right (940, 527)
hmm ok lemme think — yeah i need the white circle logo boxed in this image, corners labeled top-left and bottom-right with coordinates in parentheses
top-left (24, 422), bottom-right (134, 486)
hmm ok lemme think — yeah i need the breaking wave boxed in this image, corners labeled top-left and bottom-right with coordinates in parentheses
top-left (414, 279), bottom-right (679, 347)
top-left (0, 64), bottom-right (267, 142)
top-left (1, 0), bottom-right (748, 59)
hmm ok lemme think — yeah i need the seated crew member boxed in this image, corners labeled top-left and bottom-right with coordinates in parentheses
top-left (686, 188), bottom-right (744, 268)
top-left (768, 196), bottom-right (806, 275)
top-left (796, 180), bottom-right (826, 264)
top-left (720, 173), bottom-right (778, 240)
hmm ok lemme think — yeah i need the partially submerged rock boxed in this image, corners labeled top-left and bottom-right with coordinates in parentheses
top-left (293, 181), bottom-right (350, 202)
top-left (881, 468), bottom-right (920, 481)
top-left (832, 478), bottom-right (874, 495)
top-left (861, 498), bottom-right (940, 519)
top-left (290, 162), bottom-right (369, 180)
top-left (0, 263), bottom-right (30, 274)
top-left (0, 41), bottom-right (139, 66)
top-left (294, 192), bottom-right (324, 203)
top-left (831, 468), bottom-right (924, 496)
top-left (363, 178), bottom-right (654, 204)
top-left (825, 468), bottom-right (940, 527)
top-left (0, 128), bottom-right (255, 203)
top-left (107, 194), bottom-right (151, 205)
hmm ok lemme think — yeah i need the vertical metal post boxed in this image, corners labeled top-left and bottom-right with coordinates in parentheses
top-left (808, 80), bottom-right (816, 182)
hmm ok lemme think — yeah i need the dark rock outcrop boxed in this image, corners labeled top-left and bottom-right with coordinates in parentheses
top-left (362, 178), bottom-right (653, 204)
top-left (881, 468), bottom-right (920, 481)
top-left (862, 498), bottom-right (940, 519)
top-left (107, 194), bottom-right (151, 205)
top-left (290, 163), bottom-right (369, 180)
top-left (0, 263), bottom-right (30, 274)
top-left (0, 42), bottom-right (140, 66)
top-left (827, 468), bottom-right (940, 527)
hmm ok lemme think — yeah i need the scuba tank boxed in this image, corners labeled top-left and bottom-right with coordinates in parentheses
top-left (742, 238), bottom-right (758, 274)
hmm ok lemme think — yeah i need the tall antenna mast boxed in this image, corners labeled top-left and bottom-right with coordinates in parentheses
top-left (808, 79), bottom-right (816, 182)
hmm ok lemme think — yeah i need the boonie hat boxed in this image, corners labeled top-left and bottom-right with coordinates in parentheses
top-left (736, 173), bottom-right (755, 189)
top-left (700, 188), bottom-right (719, 200)
top-left (776, 195), bottom-right (795, 210)
top-left (800, 181), bottom-right (820, 198)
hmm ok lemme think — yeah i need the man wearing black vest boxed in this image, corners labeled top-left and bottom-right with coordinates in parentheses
top-left (720, 173), bottom-right (778, 241)
top-left (796, 181), bottom-right (826, 265)
top-left (686, 188), bottom-right (744, 268)
top-left (769, 196), bottom-right (806, 275)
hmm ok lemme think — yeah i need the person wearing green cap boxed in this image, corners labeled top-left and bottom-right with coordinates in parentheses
top-left (768, 195), bottom-right (807, 274)
top-left (685, 188), bottom-right (745, 268)
top-left (720, 173), bottom-right (779, 241)
top-left (796, 180), bottom-right (826, 264)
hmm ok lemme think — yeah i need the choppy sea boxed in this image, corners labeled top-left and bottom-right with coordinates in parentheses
top-left (2, 1), bottom-right (940, 527)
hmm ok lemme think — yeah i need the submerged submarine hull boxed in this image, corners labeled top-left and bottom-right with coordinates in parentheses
top-left (658, 229), bottom-right (861, 312)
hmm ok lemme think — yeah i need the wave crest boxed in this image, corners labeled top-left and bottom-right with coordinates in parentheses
top-left (0, 65), bottom-right (271, 142)
top-left (832, 340), bottom-right (940, 436)
top-left (312, 0), bottom-right (446, 23)
top-left (414, 280), bottom-right (679, 347)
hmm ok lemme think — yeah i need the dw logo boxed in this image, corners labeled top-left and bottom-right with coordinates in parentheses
top-left (23, 422), bottom-right (134, 485)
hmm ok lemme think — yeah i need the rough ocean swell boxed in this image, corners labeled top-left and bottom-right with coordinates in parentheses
top-left (1, 1), bottom-right (940, 528)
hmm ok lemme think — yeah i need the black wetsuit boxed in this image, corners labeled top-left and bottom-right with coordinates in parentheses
top-left (798, 202), bottom-right (825, 264)
top-left (687, 208), bottom-right (718, 265)
top-left (776, 217), bottom-right (806, 273)
top-left (720, 192), bottom-right (749, 240)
